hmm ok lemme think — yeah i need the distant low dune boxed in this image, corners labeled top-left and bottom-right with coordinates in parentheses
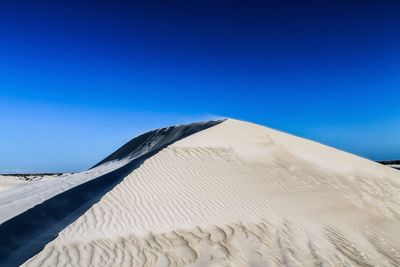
top-left (1, 119), bottom-right (400, 266)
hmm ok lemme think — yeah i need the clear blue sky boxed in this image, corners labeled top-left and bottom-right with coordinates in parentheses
top-left (1, 0), bottom-right (399, 173)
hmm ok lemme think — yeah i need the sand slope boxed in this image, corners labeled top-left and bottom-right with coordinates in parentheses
top-left (19, 119), bottom-right (400, 266)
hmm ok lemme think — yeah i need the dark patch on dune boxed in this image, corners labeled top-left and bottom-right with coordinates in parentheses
top-left (92, 120), bottom-right (224, 168)
top-left (0, 120), bottom-right (223, 266)
top-left (377, 160), bottom-right (400, 170)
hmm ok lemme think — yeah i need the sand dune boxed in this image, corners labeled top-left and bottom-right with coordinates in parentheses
top-left (2, 119), bottom-right (400, 266)
top-left (0, 120), bottom-right (221, 266)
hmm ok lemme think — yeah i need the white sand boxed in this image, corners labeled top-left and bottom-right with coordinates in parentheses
top-left (0, 161), bottom-right (130, 223)
top-left (0, 176), bottom-right (28, 192)
top-left (17, 119), bottom-right (400, 266)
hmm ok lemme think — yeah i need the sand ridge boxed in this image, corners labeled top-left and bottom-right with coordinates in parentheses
top-left (16, 119), bottom-right (400, 266)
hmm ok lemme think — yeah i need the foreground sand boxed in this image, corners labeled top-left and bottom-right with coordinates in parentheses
top-left (16, 119), bottom-right (400, 266)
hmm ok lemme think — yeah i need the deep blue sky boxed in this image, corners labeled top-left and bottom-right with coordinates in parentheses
top-left (1, 0), bottom-right (399, 173)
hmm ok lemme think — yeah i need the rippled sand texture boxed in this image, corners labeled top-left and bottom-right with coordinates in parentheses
top-left (24, 119), bottom-right (400, 266)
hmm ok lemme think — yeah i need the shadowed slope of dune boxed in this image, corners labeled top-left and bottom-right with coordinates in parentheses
top-left (0, 120), bottom-right (223, 267)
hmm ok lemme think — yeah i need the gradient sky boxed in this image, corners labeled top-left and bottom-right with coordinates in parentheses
top-left (1, 0), bottom-right (399, 173)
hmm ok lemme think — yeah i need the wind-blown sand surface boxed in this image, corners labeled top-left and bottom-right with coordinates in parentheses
top-left (2, 119), bottom-right (400, 266)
